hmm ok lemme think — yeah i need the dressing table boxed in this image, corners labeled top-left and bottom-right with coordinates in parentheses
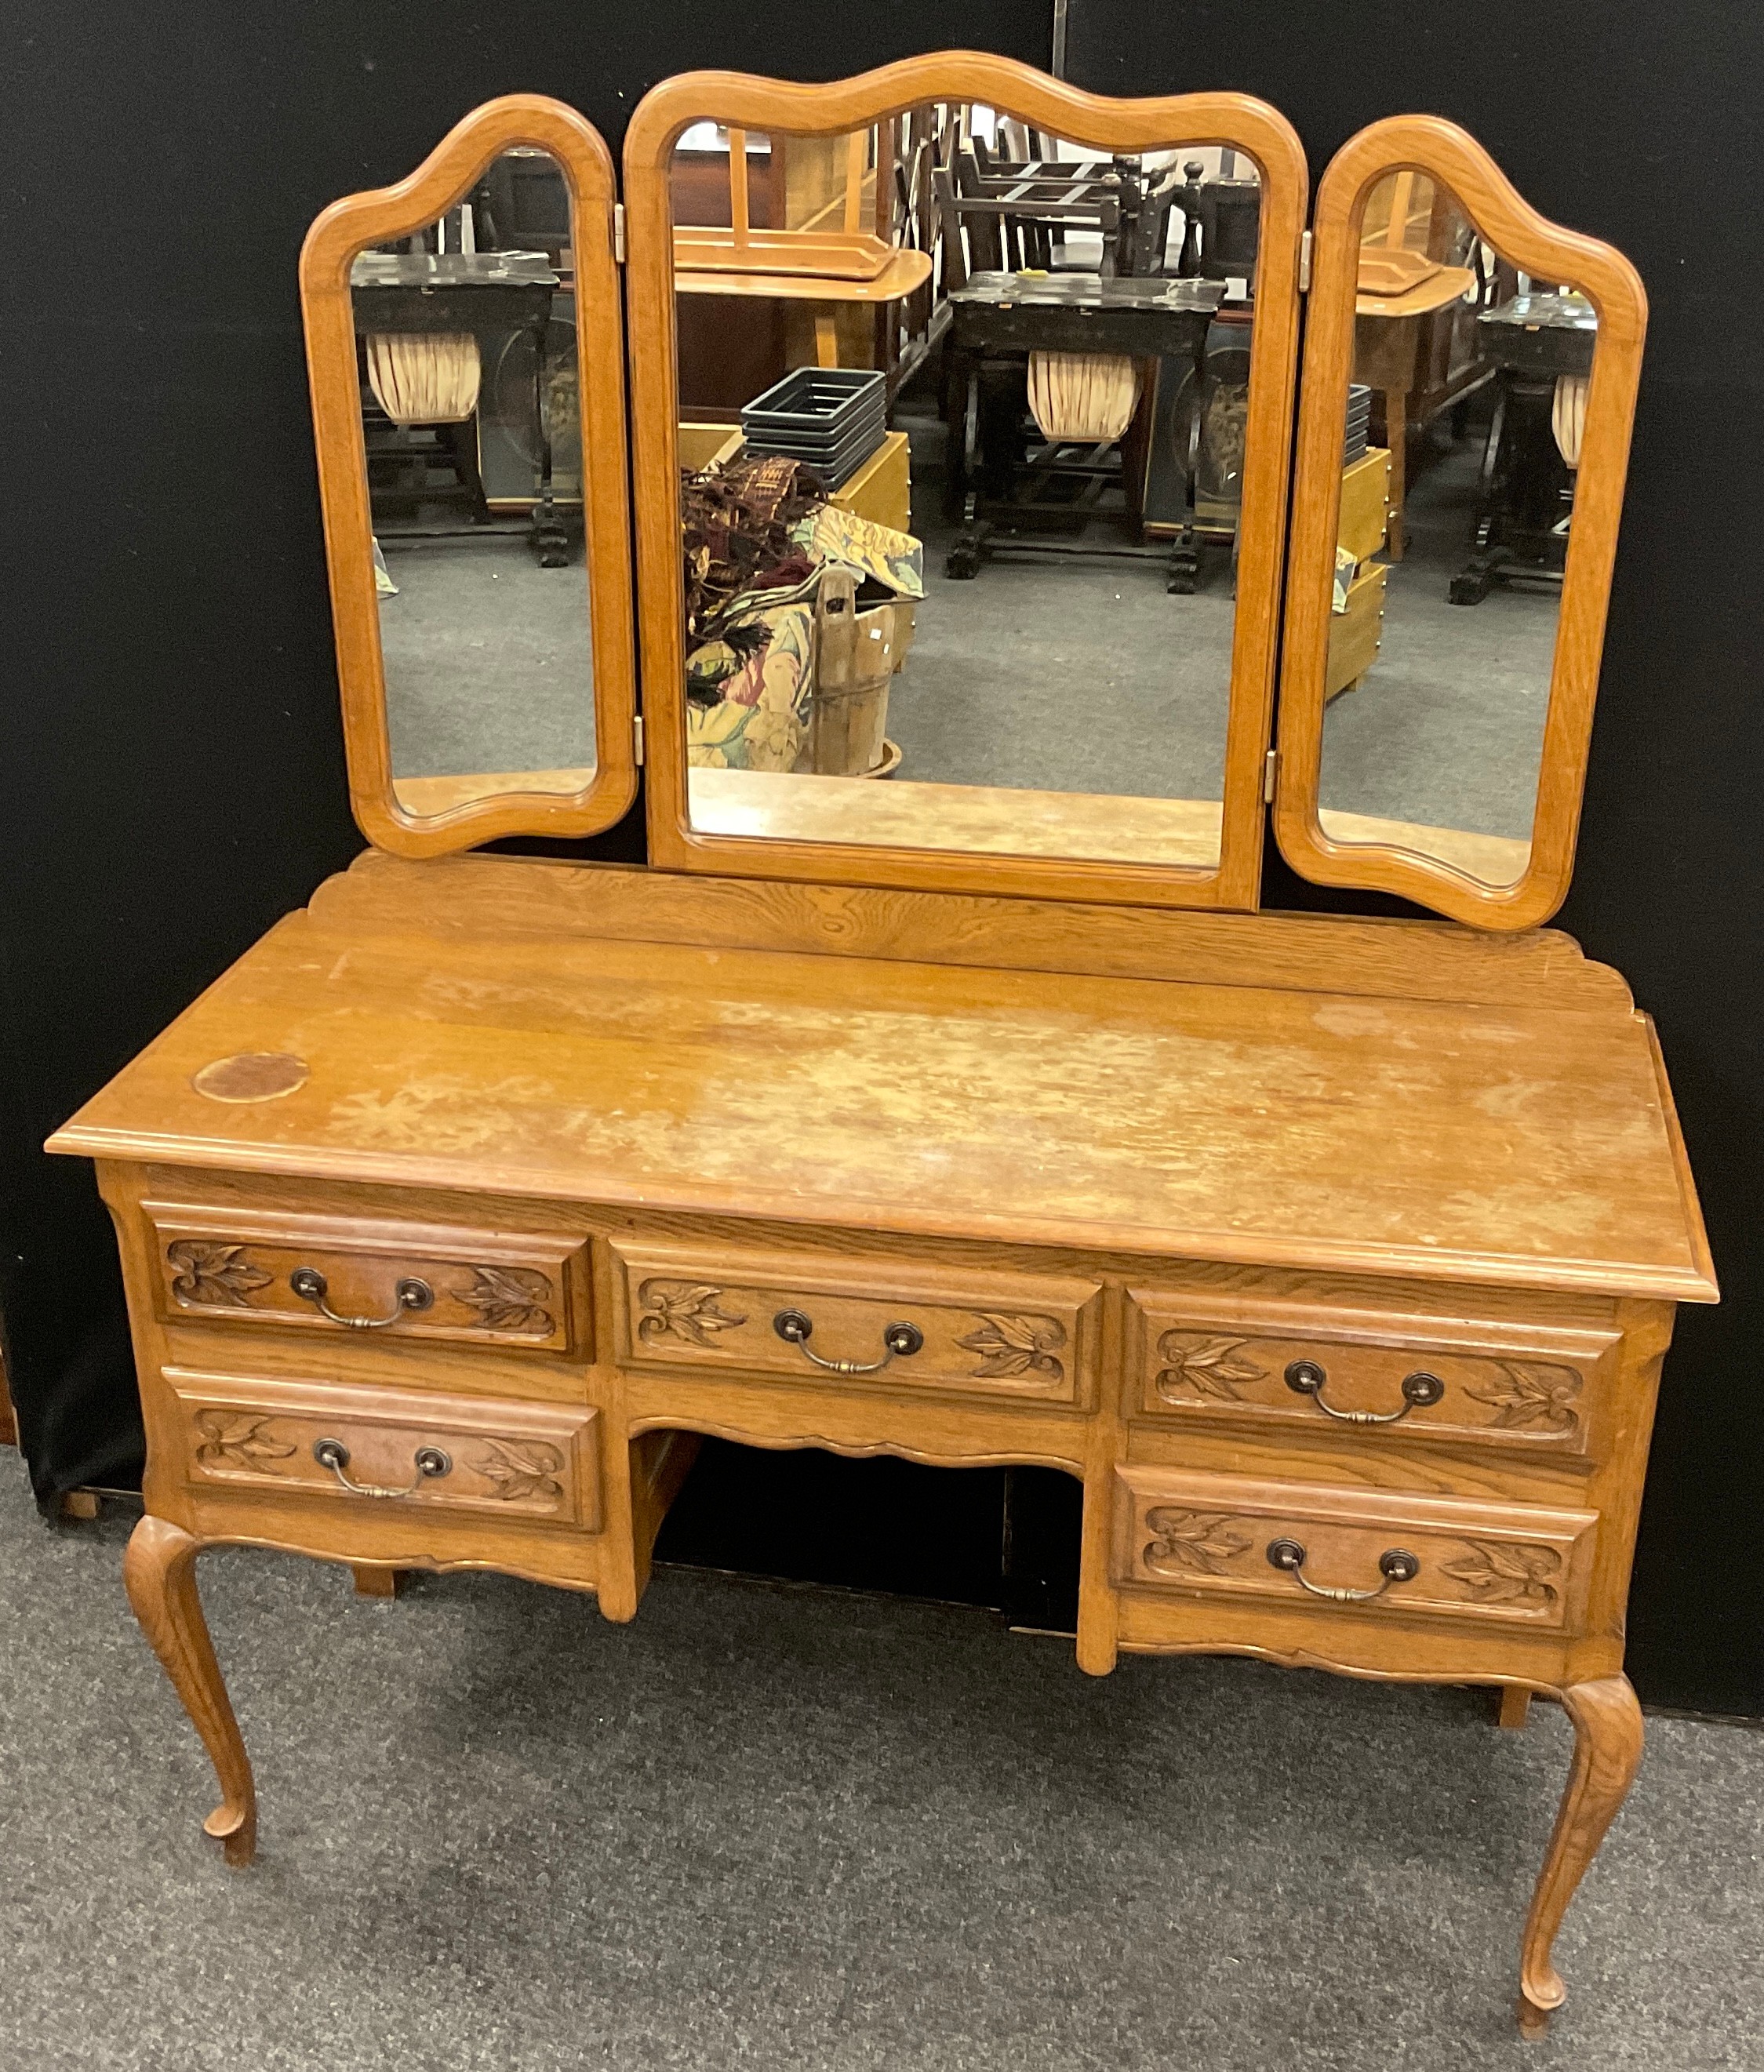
top-left (49, 59), bottom-right (1714, 2038)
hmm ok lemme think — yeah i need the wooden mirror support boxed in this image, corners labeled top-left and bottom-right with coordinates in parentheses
top-left (300, 96), bottom-right (638, 856)
top-left (1274, 117), bottom-right (1646, 930)
top-left (624, 57), bottom-right (1308, 911)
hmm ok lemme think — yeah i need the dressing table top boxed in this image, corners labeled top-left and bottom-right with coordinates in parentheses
top-left (52, 854), bottom-right (1714, 1305)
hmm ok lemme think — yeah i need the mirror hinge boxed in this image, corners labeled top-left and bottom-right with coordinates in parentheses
top-left (613, 202), bottom-right (627, 264)
top-left (632, 712), bottom-right (646, 765)
top-left (1263, 748), bottom-right (1278, 804)
top-left (1298, 230), bottom-right (1312, 292)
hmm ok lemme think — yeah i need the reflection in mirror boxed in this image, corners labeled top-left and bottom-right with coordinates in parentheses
top-left (671, 108), bottom-right (1264, 869)
top-left (1318, 169), bottom-right (1594, 888)
top-left (348, 148), bottom-right (596, 816)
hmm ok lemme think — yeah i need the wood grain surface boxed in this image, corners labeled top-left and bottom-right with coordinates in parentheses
top-left (49, 860), bottom-right (1714, 1303)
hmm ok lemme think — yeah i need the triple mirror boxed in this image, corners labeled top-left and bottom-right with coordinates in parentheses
top-left (300, 70), bottom-right (1645, 929)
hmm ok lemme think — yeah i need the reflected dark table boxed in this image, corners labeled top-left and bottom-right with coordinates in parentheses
top-left (350, 252), bottom-right (568, 566)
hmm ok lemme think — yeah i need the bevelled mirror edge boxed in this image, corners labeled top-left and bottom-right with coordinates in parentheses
top-left (623, 56), bottom-right (1308, 911)
top-left (299, 93), bottom-right (638, 858)
top-left (1272, 115), bottom-right (1647, 932)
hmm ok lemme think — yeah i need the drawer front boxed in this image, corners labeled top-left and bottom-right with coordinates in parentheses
top-left (1114, 1466), bottom-right (1595, 1634)
top-left (1325, 561), bottom-right (1387, 696)
top-left (612, 1239), bottom-right (1101, 1409)
top-left (145, 1201), bottom-right (588, 1356)
top-left (167, 1368), bottom-right (600, 1528)
top-left (1127, 1288), bottom-right (1618, 1460)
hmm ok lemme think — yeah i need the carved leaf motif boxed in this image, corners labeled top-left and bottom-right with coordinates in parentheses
top-left (1442, 1539), bottom-right (1562, 1609)
top-left (469, 1440), bottom-right (566, 1504)
top-left (1464, 1361), bottom-right (1583, 1434)
top-left (957, 1312), bottom-right (1067, 1381)
top-left (194, 1409), bottom-right (296, 1468)
top-left (166, 1240), bottom-right (272, 1308)
top-left (454, 1264), bottom-right (555, 1335)
top-left (638, 1280), bottom-right (747, 1347)
top-left (1155, 1332), bottom-right (1268, 1402)
top-left (1143, 1507), bottom-right (1253, 1577)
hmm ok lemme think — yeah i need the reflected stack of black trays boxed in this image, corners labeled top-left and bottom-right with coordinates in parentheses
top-left (740, 368), bottom-right (889, 491)
top-left (1344, 383), bottom-right (1372, 466)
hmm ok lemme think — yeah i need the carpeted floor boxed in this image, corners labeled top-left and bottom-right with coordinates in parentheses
top-left (379, 536), bottom-right (597, 780)
top-left (370, 425), bottom-right (1553, 843)
top-left (1317, 440), bottom-right (1558, 839)
top-left (2, 1460), bottom-right (1760, 2070)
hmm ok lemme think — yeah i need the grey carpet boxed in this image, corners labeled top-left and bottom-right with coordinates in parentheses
top-left (891, 503), bottom-right (1235, 802)
top-left (2, 1462), bottom-right (1760, 2070)
top-left (379, 536), bottom-right (597, 780)
top-left (1318, 442), bottom-right (1558, 841)
top-left (369, 434), bottom-right (1556, 839)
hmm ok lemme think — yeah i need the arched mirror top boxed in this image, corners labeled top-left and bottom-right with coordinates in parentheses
top-left (1274, 115), bottom-right (1647, 930)
top-left (300, 94), bottom-right (638, 856)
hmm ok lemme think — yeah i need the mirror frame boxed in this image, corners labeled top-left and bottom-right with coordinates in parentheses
top-left (300, 94), bottom-right (638, 856)
top-left (624, 56), bottom-right (1307, 911)
top-left (1273, 116), bottom-right (1647, 930)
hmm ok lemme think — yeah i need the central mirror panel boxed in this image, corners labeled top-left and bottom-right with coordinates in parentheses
top-left (678, 111), bottom-right (1249, 868)
top-left (627, 66), bottom-right (1306, 910)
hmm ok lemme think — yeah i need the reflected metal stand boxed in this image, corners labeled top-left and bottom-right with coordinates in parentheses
top-left (941, 271), bottom-right (1223, 594)
top-left (1451, 293), bottom-right (1595, 605)
top-left (350, 252), bottom-right (569, 568)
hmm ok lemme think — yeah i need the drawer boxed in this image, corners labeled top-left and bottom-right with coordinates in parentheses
top-left (1114, 1467), bottom-right (1595, 1634)
top-left (145, 1201), bottom-right (589, 1356)
top-left (612, 1239), bottom-right (1102, 1409)
top-left (166, 1368), bottom-right (600, 1528)
top-left (1337, 445), bottom-right (1390, 565)
top-left (1126, 1286), bottom-right (1618, 1461)
top-left (1325, 560), bottom-right (1386, 696)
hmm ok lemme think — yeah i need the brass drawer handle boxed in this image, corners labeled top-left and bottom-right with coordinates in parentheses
top-left (312, 1438), bottom-right (452, 1499)
top-left (773, 1308), bottom-right (924, 1376)
top-left (1266, 1537), bottom-right (1420, 1603)
top-left (1284, 1358), bottom-right (1444, 1426)
top-left (289, 1266), bottom-right (434, 1330)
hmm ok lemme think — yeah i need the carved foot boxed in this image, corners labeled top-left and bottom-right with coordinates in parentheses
top-left (1498, 1685), bottom-right (1533, 1732)
top-left (351, 1565), bottom-right (407, 1600)
top-left (1515, 1993), bottom-right (1552, 2040)
top-left (123, 1515), bottom-right (257, 1867)
top-left (1516, 1674), bottom-right (1642, 2035)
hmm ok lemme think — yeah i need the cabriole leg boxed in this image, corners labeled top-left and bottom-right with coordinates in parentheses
top-left (122, 1514), bottom-right (257, 1867)
top-left (1516, 1674), bottom-right (1643, 2037)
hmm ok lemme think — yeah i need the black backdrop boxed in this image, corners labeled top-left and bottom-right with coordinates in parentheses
top-left (3, 2), bottom-right (1759, 1714)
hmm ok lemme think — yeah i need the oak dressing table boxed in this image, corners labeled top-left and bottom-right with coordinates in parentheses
top-left (49, 59), bottom-right (1714, 2038)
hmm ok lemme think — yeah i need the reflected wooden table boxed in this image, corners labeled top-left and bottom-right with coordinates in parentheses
top-left (675, 247), bottom-right (933, 370)
top-left (1352, 264), bottom-right (1478, 560)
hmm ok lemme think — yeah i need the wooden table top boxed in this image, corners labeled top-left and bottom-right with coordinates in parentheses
top-left (50, 860), bottom-right (1715, 1303)
top-left (1355, 265), bottom-right (1477, 320)
top-left (674, 249), bottom-right (932, 303)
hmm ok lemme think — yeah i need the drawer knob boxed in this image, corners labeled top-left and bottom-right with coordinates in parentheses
top-left (1284, 1358), bottom-right (1445, 1425)
top-left (1266, 1536), bottom-right (1420, 1603)
top-left (773, 1309), bottom-right (925, 1376)
top-left (289, 1267), bottom-right (435, 1330)
top-left (312, 1438), bottom-right (453, 1499)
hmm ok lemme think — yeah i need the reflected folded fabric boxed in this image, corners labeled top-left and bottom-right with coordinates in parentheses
top-left (1552, 373), bottom-right (1588, 469)
top-left (1027, 351), bottom-right (1141, 443)
top-left (366, 333), bottom-right (481, 426)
